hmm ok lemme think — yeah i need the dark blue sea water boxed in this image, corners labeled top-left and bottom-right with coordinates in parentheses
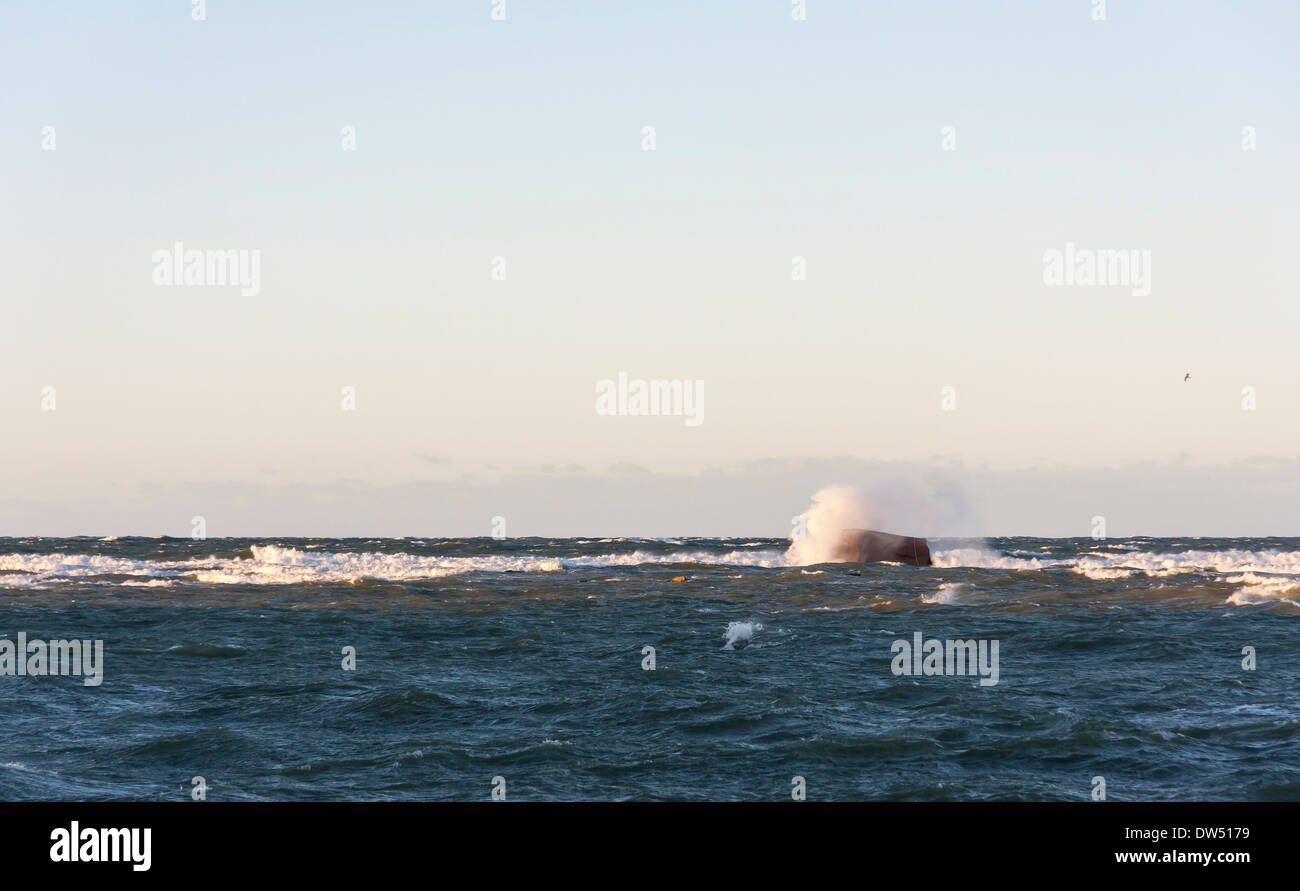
top-left (1, 536), bottom-right (1297, 801)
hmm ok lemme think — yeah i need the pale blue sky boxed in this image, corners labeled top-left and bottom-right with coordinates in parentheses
top-left (2, 1), bottom-right (1297, 536)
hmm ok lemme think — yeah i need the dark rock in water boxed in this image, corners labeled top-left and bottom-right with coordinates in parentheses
top-left (832, 529), bottom-right (932, 567)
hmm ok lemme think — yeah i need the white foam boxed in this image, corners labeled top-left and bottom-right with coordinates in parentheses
top-left (1069, 549), bottom-right (1300, 606)
top-left (6, 541), bottom-right (1300, 606)
top-left (922, 582), bottom-right (971, 604)
top-left (187, 544), bottom-right (570, 585)
top-left (722, 621), bottom-right (763, 650)
top-left (1225, 574), bottom-right (1300, 606)
top-left (1073, 566), bottom-right (1142, 580)
top-left (0, 544), bottom-right (790, 589)
top-left (931, 547), bottom-right (1048, 570)
top-left (934, 545), bottom-right (1300, 577)
top-left (0, 552), bottom-right (179, 583)
top-left (786, 485), bottom-right (873, 565)
top-left (931, 545), bottom-right (1300, 607)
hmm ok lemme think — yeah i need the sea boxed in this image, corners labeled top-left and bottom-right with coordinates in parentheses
top-left (1, 535), bottom-right (1297, 801)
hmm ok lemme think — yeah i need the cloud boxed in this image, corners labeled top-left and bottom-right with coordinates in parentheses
top-left (3, 456), bottom-right (1298, 537)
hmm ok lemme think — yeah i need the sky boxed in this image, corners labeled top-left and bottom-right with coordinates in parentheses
top-left (2, 0), bottom-right (1298, 537)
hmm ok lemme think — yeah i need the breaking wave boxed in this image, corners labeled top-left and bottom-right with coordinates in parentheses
top-left (2, 541), bottom-right (1299, 607)
top-left (929, 544), bottom-right (1300, 605)
top-left (0, 544), bottom-right (790, 589)
top-left (722, 621), bottom-right (763, 650)
top-left (922, 582), bottom-right (972, 605)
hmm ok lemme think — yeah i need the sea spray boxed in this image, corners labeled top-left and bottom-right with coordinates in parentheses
top-left (723, 621), bottom-right (763, 650)
top-left (786, 486), bottom-right (874, 565)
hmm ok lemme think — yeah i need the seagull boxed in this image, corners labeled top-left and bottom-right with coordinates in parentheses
top-left (1183, 373), bottom-right (1190, 382)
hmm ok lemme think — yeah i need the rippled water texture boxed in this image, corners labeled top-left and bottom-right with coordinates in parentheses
top-left (1, 536), bottom-right (1296, 800)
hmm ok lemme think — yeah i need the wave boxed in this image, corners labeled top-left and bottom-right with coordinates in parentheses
top-left (165, 644), bottom-right (249, 658)
top-left (0, 544), bottom-right (790, 588)
top-left (722, 621), bottom-right (763, 650)
top-left (1224, 575), bottom-right (1300, 606)
top-left (3, 542), bottom-right (1299, 606)
top-left (931, 547), bottom-right (1048, 570)
top-left (922, 582), bottom-right (972, 604)
top-left (929, 545), bottom-right (1300, 605)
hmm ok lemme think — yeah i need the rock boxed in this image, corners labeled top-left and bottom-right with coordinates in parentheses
top-left (831, 529), bottom-right (932, 566)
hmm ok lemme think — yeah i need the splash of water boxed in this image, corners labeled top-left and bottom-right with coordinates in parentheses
top-left (722, 621), bottom-right (764, 650)
top-left (785, 485), bottom-right (874, 565)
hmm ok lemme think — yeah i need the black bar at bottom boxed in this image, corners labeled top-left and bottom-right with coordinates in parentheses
top-left (1, 801), bottom-right (1283, 877)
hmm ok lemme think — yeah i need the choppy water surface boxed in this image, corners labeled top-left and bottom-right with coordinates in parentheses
top-left (1, 536), bottom-right (1297, 800)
